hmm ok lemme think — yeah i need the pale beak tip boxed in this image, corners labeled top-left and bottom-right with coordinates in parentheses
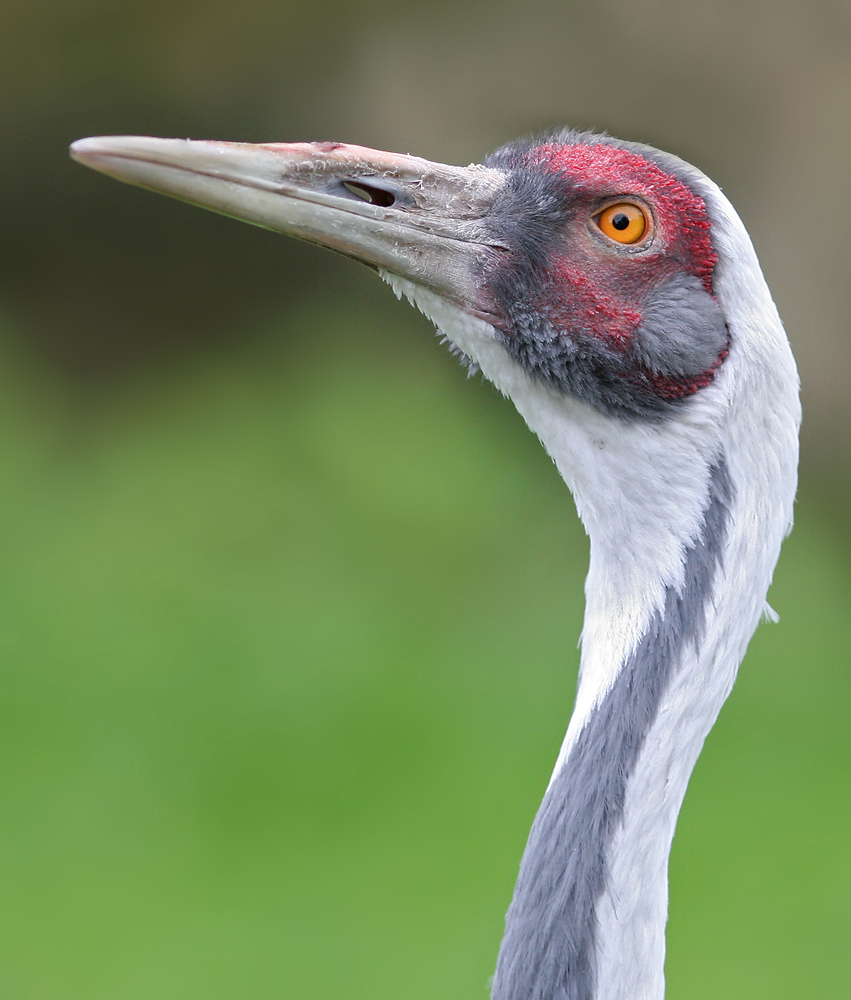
top-left (70, 135), bottom-right (160, 167)
top-left (70, 136), bottom-right (119, 167)
top-left (69, 136), bottom-right (94, 162)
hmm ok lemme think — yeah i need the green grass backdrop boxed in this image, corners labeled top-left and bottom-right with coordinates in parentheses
top-left (0, 295), bottom-right (847, 999)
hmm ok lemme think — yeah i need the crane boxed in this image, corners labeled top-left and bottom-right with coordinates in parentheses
top-left (70, 129), bottom-right (800, 1000)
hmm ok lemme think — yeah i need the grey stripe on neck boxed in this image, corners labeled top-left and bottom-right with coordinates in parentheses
top-left (491, 458), bottom-right (732, 1000)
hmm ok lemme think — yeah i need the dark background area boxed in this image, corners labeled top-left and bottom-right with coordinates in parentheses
top-left (1, 1), bottom-right (849, 997)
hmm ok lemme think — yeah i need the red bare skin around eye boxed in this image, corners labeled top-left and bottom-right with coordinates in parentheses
top-left (527, 144), bottom-right (718, 352)
top-left (534, 143), bottom-right (717, 291)
top-left (515, 143), bottom-right (725, 401)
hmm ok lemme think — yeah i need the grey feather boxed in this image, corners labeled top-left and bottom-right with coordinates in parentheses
top-left (634, 274), bottom-right (728, 378)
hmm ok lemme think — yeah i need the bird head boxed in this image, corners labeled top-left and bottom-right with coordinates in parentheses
top-left (480, 136), bottom-right (729, 419)
top-left (71, 130), bottom-right (731, 422)
top-left (70, 130), bottom-right (797, 613)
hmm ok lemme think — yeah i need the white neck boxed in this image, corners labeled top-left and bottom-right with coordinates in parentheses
top-left (580, 173), bottom-right (799, 996)
top-left (380, 173), bottom-right (799, 999)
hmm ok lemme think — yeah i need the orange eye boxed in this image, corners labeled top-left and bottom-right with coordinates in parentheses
top-left (595, 203), bottom-right (648, 245)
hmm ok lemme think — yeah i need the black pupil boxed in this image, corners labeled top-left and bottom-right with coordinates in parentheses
top-left (612, 213), bottom-right (630, 231)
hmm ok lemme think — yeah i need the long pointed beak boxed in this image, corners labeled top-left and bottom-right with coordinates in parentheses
top-left (70, 135), bottom-right (506, 324)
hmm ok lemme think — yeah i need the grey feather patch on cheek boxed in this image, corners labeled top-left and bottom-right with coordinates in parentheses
top-left (632, 273), bottom-right (728, 378)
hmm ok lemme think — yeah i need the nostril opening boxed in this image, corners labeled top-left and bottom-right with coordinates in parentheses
top-left (342, 180), bottom-right (396, 208)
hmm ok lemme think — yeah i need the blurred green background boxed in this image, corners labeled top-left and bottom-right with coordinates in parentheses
top-left (1, 1), bottom-right (850, 997)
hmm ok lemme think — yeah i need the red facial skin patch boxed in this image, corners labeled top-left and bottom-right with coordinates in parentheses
top-left (523, 143), bottom-right (724, 400)
top-left (535, 143), bottom-right (717, 290)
